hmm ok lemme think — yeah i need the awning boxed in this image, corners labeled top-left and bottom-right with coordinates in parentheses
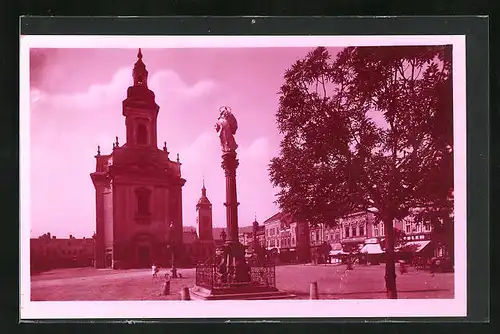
top-left (397, 240), bottom-right (431, 253)
top-left (329, 249), bottom-right (349, 256)
top-left (341, 237), bottom-right (366, 245)
top-left (330, 243), bottom-right (343, 251)
top-left (360, 243), bottom-right (384, 255)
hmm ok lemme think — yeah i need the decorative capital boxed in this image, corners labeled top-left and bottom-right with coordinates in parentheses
top-left (221, 152), bottom-right (239, 174)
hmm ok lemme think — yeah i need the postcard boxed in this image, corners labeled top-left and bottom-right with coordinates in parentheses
top-left (20, 34), bottom-right (467, 319)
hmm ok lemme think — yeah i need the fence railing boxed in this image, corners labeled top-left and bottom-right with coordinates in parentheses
top-left (195, 260), bottom-right (276, 290)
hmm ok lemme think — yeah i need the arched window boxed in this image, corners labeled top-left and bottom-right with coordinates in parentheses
top-left (135, 188), bottom-right (151, 216)
top-left (136, 123), bottom-right (148, 145)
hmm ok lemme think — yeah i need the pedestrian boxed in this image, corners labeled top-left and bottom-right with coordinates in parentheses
top-left (152, 262), bottom-right (159, 282)
top-left (399, 260), bottom-right (407, 274)
top-left (430, 257), bottom-right (436, 276)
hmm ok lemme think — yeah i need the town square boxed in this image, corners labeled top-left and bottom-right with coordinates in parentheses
top-left (28, 43), bottom-right (455, 302)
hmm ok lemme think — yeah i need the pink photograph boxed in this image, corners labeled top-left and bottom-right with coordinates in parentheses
top-left (20, 35), bottom-right (467, 319)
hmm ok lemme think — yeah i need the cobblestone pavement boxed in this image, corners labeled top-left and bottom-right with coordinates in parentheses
top-left (30, 264), bottom-right (454, 301)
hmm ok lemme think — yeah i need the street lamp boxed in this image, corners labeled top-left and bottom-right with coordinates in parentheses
top-left (168, 221), bottom-right (178, 278)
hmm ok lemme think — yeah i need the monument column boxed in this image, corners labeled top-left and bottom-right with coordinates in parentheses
top-left (188, 105), bottom-right (292, 299)
top-left (215, 106), bottom-right (250, 283)
top-left (222, 151), bottom-right (240, 244)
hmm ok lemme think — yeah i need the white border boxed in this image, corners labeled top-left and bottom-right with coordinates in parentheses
top-left (19, 35), bottom-right (467, 319)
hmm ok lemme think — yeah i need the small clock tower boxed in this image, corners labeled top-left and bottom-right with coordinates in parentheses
top-left (196, 180), bottom-right (213, 241)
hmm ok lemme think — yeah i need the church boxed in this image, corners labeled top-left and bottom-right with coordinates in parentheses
top-left (90, 49), bottom-right (187, 269)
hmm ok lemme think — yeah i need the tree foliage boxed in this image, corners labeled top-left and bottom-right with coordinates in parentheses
top-left (270, 45), bottom-right (453, 227)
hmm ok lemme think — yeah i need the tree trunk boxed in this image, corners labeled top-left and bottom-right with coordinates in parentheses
top-left (384, 216), bottom-right (398, 299)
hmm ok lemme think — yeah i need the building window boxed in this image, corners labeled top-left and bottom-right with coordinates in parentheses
top-left (406, 223), bottom-right (411, 234)
top-left (345, 227), bottom-right (350, 238)
top-left (135, 188), bottom-right (151, 216)
top-left (359, 225), bottom-right (364, 236)
top-left (137, 123), bottom-right (148, 145)
top-left (335, 233), bottom-right (340, 242)
top-left (351, 227), bottom-right (357, 237)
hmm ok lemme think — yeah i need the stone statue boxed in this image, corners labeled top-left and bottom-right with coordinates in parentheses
top-left (215, 106), bottom-right (238, 153)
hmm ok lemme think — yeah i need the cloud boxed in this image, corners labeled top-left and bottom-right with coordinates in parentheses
top-left (149, 70), bottom-right (216, 99)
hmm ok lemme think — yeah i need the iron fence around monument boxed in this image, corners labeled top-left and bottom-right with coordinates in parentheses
top-left (195, 263), bottom-right (217, 289)
top-left (195, 262), bottom-right (276, 290)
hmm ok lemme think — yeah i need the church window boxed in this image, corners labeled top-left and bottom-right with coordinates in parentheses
top-left (135, 188), bottom-right (151, 216)
top-left (137, 123), bottom-right (148, 145)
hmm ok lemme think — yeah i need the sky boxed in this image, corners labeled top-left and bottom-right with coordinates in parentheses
top-left (29, 47), bottom-right (341, 238)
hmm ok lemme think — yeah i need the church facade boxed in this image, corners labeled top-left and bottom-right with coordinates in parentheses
top-left (90, 49), bottom-right (186, 269)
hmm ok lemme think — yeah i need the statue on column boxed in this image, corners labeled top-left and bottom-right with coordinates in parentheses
top-left (215, 106), bottom-right (238, 153)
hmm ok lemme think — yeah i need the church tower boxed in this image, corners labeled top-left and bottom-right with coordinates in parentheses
top-left (122, 48), bottom-right (159, 150)
top-left (196, 180), bottom-right (213, 241)
top-left (91, 49), bottom-right (186, 269)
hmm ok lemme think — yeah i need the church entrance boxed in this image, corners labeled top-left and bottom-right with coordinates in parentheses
top-left (136, 245), bottom-right (151, 268)
top-left (105, 250), bottom-right (113, 268)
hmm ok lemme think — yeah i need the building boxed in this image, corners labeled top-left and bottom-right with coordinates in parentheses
top-left (253, 220), bottom-right (266, 248)
top-left (90, 49), bottom-right (186, 269)
top-left (183, 228), bottom-right (214, 265)
top-left (30, 233), bottom-right (94, 272)
top-left (263, 212), bottom-right (310, 263)
top-left (259, 208), bottom-right (447, 265)
top-left (339, 211), bottom-right (377, 252)
top-left (238, 231), bottom-right (253, 247)
top-left (398, 208), bottom-right (445, 259)
top-left (264, 213), bottom-right (281, 253)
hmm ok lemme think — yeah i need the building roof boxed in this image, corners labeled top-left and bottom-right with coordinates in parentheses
top-left (262, 212), bottom-right (281, 224)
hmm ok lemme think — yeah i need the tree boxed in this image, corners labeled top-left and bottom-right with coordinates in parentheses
top-left (269, 45), bottom-right (453, 299)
